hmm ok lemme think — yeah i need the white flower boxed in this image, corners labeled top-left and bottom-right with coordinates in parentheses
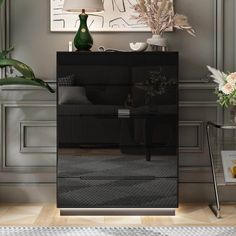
top-left (207, 66), bottom-right (226, 89)
top-left (221, 83), bottom-right (235, 95)
top-left (226, 72), bottom-right (236, 85)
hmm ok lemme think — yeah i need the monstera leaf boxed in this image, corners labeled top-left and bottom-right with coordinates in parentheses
top-left (0, 58), bottom-right (35, 78)
top-left (0, 0), bottom-right (4, 7)
top-left (0, 77), bottom-right (55, 93)
top-left (0, 58), bottom-right (55, 93)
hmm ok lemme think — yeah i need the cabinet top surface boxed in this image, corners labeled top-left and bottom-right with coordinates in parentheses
top-left (57, 51), bottom-right (178, 55)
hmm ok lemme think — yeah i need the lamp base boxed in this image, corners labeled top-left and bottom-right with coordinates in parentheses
top-left (75, 49), bottom-right (92, 52)
top-left (74, 12), bottom-right (93, 51)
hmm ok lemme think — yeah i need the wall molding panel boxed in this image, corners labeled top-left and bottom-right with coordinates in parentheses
top-left (0, 102), bottom-right (56, 173)
top-left (179, 101), bottom-right (222, 169)
top-left (179, 101), bottom-right (222, 124)
top-left (20, 121), bottom-right (56, 153)
top-left (179, 121), bottom-right (204, 153)
top-left (216, 0), bottom-right (224, 70)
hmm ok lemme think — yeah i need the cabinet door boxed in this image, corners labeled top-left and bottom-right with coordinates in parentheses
top-left (57, 53), bottom-right (179, 209)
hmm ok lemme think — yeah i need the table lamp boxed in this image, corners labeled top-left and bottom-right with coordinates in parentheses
top-left (63, 0), bottom-right (104, 51)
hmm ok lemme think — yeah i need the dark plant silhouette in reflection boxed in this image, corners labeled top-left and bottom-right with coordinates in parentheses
top-left (135, 70), bottom-right (176, 105)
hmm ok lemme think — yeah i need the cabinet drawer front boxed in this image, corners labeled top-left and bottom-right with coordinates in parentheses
top-left (58, 155), bottom-right (178, 178)
top-left (57, 178), bottom-right (178, 208)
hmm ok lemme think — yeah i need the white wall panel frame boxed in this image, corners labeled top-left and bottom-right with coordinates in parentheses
top-left (0, 101), bottom-right (56, 172)
top-left (179, 121), bottom-right (204, 153)
top-left (20, 121), bottom-right (56, 153)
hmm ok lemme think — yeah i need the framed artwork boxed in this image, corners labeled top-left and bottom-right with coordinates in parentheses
top-left (50, 0), bottom-right (174, 32)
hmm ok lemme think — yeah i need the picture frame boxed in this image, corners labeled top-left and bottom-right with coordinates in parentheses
top-left (50, 0), bottom-right (174, 32)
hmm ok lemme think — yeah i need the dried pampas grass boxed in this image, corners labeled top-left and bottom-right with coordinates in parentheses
top-left (131, 0), bottom-right (195, 36)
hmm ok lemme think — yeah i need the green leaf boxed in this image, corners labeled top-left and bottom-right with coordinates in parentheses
top-left (0, 46), bottom-right (14, 59)
top-left (0, 58), bottom-right (35, 78)
top-left (32, 78), bottom-right (55, 93)
top-left (0, 77), bottom-right (55, 93)
top-left (0, 0), bottom-right (4, 7)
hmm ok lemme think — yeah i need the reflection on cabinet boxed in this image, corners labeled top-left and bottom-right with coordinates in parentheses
top-left (57, 52), bottom-right (179, 214)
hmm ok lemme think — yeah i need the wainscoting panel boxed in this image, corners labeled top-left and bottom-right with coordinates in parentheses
top-left (179, 121), bottom-right (204, 153)
top-left (20, 121), bottom-right (56, 153)
top-left (179, 101), bottom-right (222, 167)
top-left (0, 102), bottom-right (56, 172)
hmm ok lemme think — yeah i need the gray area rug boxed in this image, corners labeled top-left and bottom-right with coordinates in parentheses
top-left (0, 227), bottom-right (236, 236)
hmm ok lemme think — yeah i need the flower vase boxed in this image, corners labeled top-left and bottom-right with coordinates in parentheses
top-left (147, 35), bottom-right (168, 51)
top-left (230, 106), bottom-right (236, 124)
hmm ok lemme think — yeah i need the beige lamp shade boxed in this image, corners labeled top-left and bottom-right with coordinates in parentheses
top-left (63, 0), bottom-right (104, 13)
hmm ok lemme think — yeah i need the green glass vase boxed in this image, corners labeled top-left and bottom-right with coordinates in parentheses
top-left (74, 13), bottom-right (93, 51)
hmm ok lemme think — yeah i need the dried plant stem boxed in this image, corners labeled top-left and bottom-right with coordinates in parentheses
top-left (131, 0), bottom-right (195, 36)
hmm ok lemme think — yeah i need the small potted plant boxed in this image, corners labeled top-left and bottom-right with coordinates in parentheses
top-left (131, 0), bottom-right (195, 50)
top-left (207, 66), bottom-right (236, 123)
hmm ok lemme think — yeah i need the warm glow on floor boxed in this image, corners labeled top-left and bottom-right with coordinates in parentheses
top-left (0, 204), bottom-right (235, 226)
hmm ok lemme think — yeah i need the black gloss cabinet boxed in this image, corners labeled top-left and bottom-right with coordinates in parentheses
top-left (57, 52), bottom-right (179, 214)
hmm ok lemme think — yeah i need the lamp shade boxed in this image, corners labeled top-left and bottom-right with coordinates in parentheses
top-left (63, 0), bottom-right (104, 13)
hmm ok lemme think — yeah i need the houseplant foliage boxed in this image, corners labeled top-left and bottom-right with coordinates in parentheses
top-left (0, 0), bottom-right (54, 93)
top-left (131, 0), bottom-right (195, 36)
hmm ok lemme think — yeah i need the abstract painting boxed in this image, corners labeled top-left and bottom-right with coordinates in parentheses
top-left (50, 0), bottom-right (174, 32)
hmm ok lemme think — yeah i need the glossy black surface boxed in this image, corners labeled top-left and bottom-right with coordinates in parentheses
top-left (57, 52), bottom-right (179, 209)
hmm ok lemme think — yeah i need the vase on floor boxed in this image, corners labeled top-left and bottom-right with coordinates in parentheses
top-left (147, 35), bottom-right (168, 51)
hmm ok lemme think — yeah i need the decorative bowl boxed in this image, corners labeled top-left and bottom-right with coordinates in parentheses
top-left (129, 42), bottom-right (148, 52)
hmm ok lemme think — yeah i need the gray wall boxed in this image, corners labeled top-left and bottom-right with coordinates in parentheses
top-left (224, 0), bottom-right (236, 72)
top-left (1, 0), bottom-right (236, 203)
top-left (11, 0), bottom-right (214, 81)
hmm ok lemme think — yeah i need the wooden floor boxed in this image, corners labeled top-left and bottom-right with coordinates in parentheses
top-left (0, 204), bottom-right (236, 226)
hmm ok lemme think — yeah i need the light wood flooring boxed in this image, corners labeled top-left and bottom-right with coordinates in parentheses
top-left (0, 204), bottom-right (236, 226)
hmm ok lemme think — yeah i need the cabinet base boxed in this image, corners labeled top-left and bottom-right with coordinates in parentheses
top-left (60, 208), bottom-right (176, 216)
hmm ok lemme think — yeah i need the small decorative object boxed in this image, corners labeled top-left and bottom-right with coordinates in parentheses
top-left (98, 46), bottom-right (127, 52)
top-left (147, 35), bottom-right (168, 52)
top-left (230, 106), bottom-right (236, 124)
top-left (129, 42), bottom-right (148, 52)
top-left (63, 0), bottom-right (104, 51)
top-left (131, 0), bottom-right (195, 50)
top-left (207, 66), bottom-right (236, 123)
top-left (68, 41), bottom-right (73, 52)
